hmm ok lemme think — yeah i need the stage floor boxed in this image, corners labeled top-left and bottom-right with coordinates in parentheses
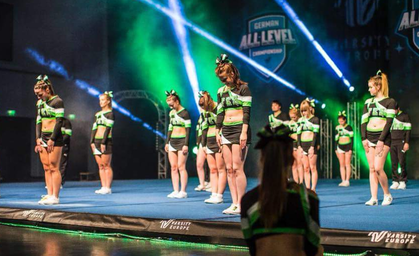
top-left (1, 178), bottom-right (419, 251)
top-left (0, 178), bottom-right (418, 232)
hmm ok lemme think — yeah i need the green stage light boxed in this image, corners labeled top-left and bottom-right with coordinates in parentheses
top-left (7, 110), bottom-right (16, 116)
top-left (68, 114), bottom-right (76, 120)
top-left (192, 145), bottom-right (198, 155)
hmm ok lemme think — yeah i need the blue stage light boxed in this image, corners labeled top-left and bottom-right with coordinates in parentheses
top-left (275, 0), bottom-right (352, 90)
top-left (26, 48), bottom-right (165, 138)
top-left (168, 0), bottom-right (200, 111)
top-left (136, 0), bottom-right (315, 99)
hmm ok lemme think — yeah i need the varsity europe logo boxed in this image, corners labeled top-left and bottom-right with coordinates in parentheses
top-left (239, 15), bottom-right (297, 80)
top-left (396, 0), bottom-right (419, 56)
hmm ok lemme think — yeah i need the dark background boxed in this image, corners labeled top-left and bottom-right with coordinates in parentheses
top-left (0, 0), bottom-right (418, 181)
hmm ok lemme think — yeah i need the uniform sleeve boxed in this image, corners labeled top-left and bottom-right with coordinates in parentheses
top-left (166, 111), bottom-right (173, 145)
top-left (405, 114), bottom-right (411, 144)
top-left (361, 101), bottom-right (370, 141)
top-left (347, 125), bottom-right (354, 148)
top-left (311, 117), bottom-right (320, 147)
top-left (306, 193), bottom-right (321, 256)
top-left (183, 110), bottom-right (191, 146)
top-left (62, 119), bottom-right (72, 142)
top-left (90, 115), bottom-right (98, 144)
top-left (335, 127), bottom-right (340, 142)
top-left (297, 121), bottom-right (302, 147)
top-left (240, 194), bottom-right (256, 256)
top-left (216, 91), bottom-right (225, 129)
top-left (201, 113), bottom-right (209, 147)
top-left (241, 85), bottom-right (252, 125)
top-left (101, 112), bottom-right (115, 144)
top-left (51, 98), bottom-right (65, 141)
top-left (36, 105), bottom-right (42, 140)
top-left (379, 99), bottom-right (396, 142)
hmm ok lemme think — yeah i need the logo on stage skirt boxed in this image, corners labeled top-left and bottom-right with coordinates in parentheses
top-left (239, 14), bottom-right (297, 81)
top-left (396, 0), bottom-right (419, 56)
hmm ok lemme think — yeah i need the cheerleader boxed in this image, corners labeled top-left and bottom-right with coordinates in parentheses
top-left (165, 90), bottom-right (191, 199)
top-left (361, 71), bottom-right (395, 206)
top-left (335, 111), bottom-right (353, 187)
top-left (289, 104), bottom-right (303, 184)
top-left (215, 54), bottom-right (252, 214)
top-left (34, 75), bottom-right (65, 205)
top-left (91, 91), bottom-right (115, 195)
top-left (298, 99), bottom-right (319, 192)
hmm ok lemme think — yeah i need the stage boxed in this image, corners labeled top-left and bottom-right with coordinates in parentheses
top-left (0, 178), bottom-right (419, 252)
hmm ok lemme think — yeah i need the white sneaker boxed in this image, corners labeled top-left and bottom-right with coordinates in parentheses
top-left (205, 182), bottom-right (211, 190)
top-left (382, 194), bottom-right (393, 206)
top-left (40, 196), bottom-right (59, 205)
top-left (390, 181), bottom-right (399, 190)
top-left (342, 180), bottom-right (350, 187)
top-left (205, 187), bottom-right (212, 192)
top-left (38, 195), bottom-right (50, 204)
top-left (231, 206), bottom-right (241, 215)
top-left (167, 191), bottom-right (179, 198)
top-left (365, 198), bottom-right (378, 206)
top-left (338, 181), bottom-right (345, 187)
top-left (222, 204), bottom-right (238, 214)
top-left (398, 181), bottom-right (406, 190)
top-left (194, 185), bottom-right (205, 191)
top-left (174, 191), bottom-right (187, 199)
top-left (95, 187), bottom-right (105, 194)
top-left (205, 194), bottom-right (223, 204)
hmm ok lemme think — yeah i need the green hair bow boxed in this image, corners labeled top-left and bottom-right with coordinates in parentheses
top-left (198, 90), bottom-right (206, 98)
top-left (165, 89), bottom-right (177, 97)
top-left (338, 110), bottom-right (346, 117)
top-left (254, 125), bottom-right (292, 149)
top-left (305, 98), bottom-right (315, 107)
top-left (376, 70), bottom-right (382, 76)
top-left (36, 75), bottom-right (50, 84)
top-left (104, 91), bottom-right (114, 98)
top-left (215, 54), bottom-right (232, 65)
top-left (289, 104), bottom-right (299, 110)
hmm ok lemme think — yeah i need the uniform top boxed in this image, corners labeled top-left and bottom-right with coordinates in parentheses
top-left (361, 97), bottom-right (396, 141)
top-left (240, 182), bottom-right (320, 256)
top-left (298, 116), bottom-right (320, 134)
top-left (91, 110), bottom-right (115, 144)
top-left (168, 107), bottom-right (191, 131)
top-left (391, 111), bottom-right (412, 142)
top-left (269, 112), bottom-right (290, 130)
top-left (36, 95), bottom-right (65, 124)
top-left (196, 111), bottom-right (205, 138)
top-left (216, 84), bottom-right (252, 129)
top-left (201, 105), bottom-right (217, 147)
top-left (335, 124), bottom-right (354, 145)
top-left (288, 118), bottom-right (301, 136)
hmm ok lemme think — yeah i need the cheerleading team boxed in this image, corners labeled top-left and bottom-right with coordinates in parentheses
top-left (298, 99), bottom-right (320, 192)
top-left (34, 75), bottom-right (65, 205)
top-left (200, 91), bottom-right (226, 204)
top-left (215, 54), bottom-right (252, 215)
top-left (335, 111), bottom-right (354, 187)
top-left (91, 91), bottom-right (115, 195)
top-left (165, 90), bottom-right (191, 199)
top-left (361, 71), bottom-right (396, 206)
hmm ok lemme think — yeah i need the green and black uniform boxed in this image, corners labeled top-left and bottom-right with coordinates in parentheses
top-left (297, 116), bottom-right (320, 155)
top-left (390, 111), bottom-right (411, 182)
top-left (216, 84), bottom-right (252, 145)
top-left (240, 182), bottom-right (321, 256)
top-left (335, 124), bottom-right (354, 153)
top-left (36, 95), bottom-right (65, 147)
top-left (269, 111), bottom-right (290, 133)
top-left (202, 104), bottom-right (219, 154)
top-left (196, 111), bottom-right (205, 149)
top-left (91, 110), bottom-right (115, 155)
top-left (361, 97), bottom-right (396, 147)
top-left (288, 118), bottom-right (301, 150)
top-left (166, 107), bottom-right (191, 151)
top-left (60, 118), bottom-right (72, 184)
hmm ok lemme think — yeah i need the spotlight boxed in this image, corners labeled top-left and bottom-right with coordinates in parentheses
top-left (349, 86), bottom-right (355, 92)
top-left (321, 103), bottom-right (326, 109)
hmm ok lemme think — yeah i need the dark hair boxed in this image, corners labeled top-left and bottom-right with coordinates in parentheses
top-left (338, 115), bottom-right (347, 121)
top-left (215, 62), bottom-right (248, 89)
top-left (272, 100), bottom-right (281, 107)
top-left (34, 75), bottom-right (55, 95)
top-left (257, 127), bottom-right (293, 228)
top-left (200, 91), bottom-right (216, 112)
top-left (167, 94), bottom-right (181, 104)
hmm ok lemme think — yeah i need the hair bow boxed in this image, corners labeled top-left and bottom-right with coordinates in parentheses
top-left (305, 98), bottom-right (315, 107)
top-left (215, 54), bottom-right (232, 65)
top-left (289, 103), bottom-right (299, 110)
top-left (165, 90), bottom-right (177, 97)
top-left (198, 90), bottom-right (206, 98)
top-left (36, 75), bottom-right (50, 84)
top-left (376, 70), bottom-right (382, 76)
top-left (255, 125), bottom-right (292, 149)
top-left (338, 110), bottom-right (346, 117)
top-left (104, 91), bottom-right (113, 98)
